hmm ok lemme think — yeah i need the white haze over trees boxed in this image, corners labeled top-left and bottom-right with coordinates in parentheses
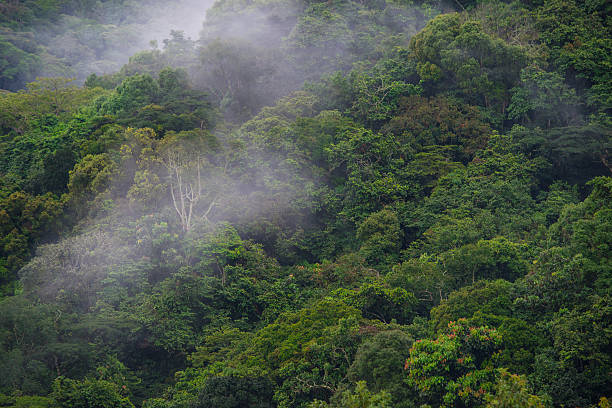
top-left (9, 1), bottom-right (610, 407)
top-left (46, 0), bottom-right (217, 79)
top-left (0, 0), bottom-right (216, 89)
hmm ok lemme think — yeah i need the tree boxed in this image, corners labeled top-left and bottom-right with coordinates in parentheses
top-left (406, 319), bottom-right (502, 407)
top-left (441, 237), bottom-right (528, 287)
top-left (430, 280), bottom-right (515, 333)
top-left (25, 77), bottom-right (82, 116)
top-left (309, 381), bottom-right (392, 408)
top-left (349, 71), bottom-right (421, 127)
top-left (382, 95), bottom-right (491, 158)
top-left (545, 124), bottom-right (612, 176)
top-left (357, 209), bottom-right (402, 269)
top-left (334, 282), bottom-right (417, 324)
top-left (136, 271), bottom-right (223, 353)
top-left (101, 74), bottom-right (159, 116)
top-left (386, 257), bottom-right (452, 313)
top-left (0, 394), bottom-right (53, 407)
top-left (0, 297), bottom-right (57, 395)
top-left (0, 34), bottom-right (42, 91)
top-left (0, 191), bottom-right (63, 291)
top-left (197, 39), bottom-right (268, 118)
top-left (194, 376), bottom-right (276, 408)
top-left (485, 370), bottom-right (545, 408)
top-left (543, 296), bottom-right (612, 406)
top-left (410, 14), bottom-right (527, 114)
top-left (508, 66), bottom-right (581, 128)
top-left (232, 299), bottom-right (364, 407)
top-left (51, 377), bottom-right (134, 408)
top-left (326, 126), bottom-right (419, 222)
top-left (159, 130), bottom-right (223, 232)
top-left (0, 77), bottom-right (101, 134)
top-left (348, 330), bottom-right (415, 407)
top-left (66, 153), bottom-right (115, 216)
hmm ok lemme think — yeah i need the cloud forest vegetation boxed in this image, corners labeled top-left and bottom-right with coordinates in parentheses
top-left (0, 0), bottom-right (610, 407)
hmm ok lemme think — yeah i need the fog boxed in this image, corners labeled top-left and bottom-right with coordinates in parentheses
top-left (36, 0), bottom-right (217, 82)
top-left (146, 0), bottom-right (214, 42)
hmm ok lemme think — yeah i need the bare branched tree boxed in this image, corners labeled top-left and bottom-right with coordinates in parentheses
top-left (164, 148), bottom-right (218, 231)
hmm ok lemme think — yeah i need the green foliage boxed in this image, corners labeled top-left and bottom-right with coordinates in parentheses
top-left (326, 126), bottom-right (422, 223)
top-left (0, 1), bottom-right (610, 407)
top-left (0, 295), bottom-right (99, 396)
top-left (485, 369), bottom-right (546, 408)
top-left (0, 39), bottom-right (41, 91)
top-left (357, 209), bottom-right (402, 269)
top-left (440, 237), bottom-right (528, 287)
top-left (347, 330), bottom-right (415, 407)
top-left (51, 376), bottom-right (134, 408)
top-left (0, 77), bottom-right (103, 135)
top-left (430, 280), bottom-right (515, 332)
top-left (228, 299), bottom-right (364, 407)
top-left (0, 394), bottom-right (53, 408)
top-left (508, 66), bottom-right (581, 127)
top-left (193, 376), bottom-right (276, 408)
top-left (99, 70), bottom-right (214, 135)
top-left (309, 381), bottom-right (392, 408)
top-left (531, 295), bottom-right (612, 407)
top-left (406, 319), bottom-right (502, 407)
top-left (410, 12), bottom-right (528, 115)
top-left (386, 256), bottom-right (450, 313)
top-left (334, 282), bottom-right (417, 325)
top-left (67, 153), bottom-right (115, 201)
top-left (136, 271), bottom-right (224, 353)
top-left (0, 191), bottom-right (63, 291)
top-left (382, 95), bottom-right (491, 158)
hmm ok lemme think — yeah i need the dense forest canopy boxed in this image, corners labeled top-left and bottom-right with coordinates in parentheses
top-left (0, 0), bottom-right (610, 407)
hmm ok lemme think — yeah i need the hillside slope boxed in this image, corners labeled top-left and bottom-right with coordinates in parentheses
top-left (0, 0), bottom-right (610, 407)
